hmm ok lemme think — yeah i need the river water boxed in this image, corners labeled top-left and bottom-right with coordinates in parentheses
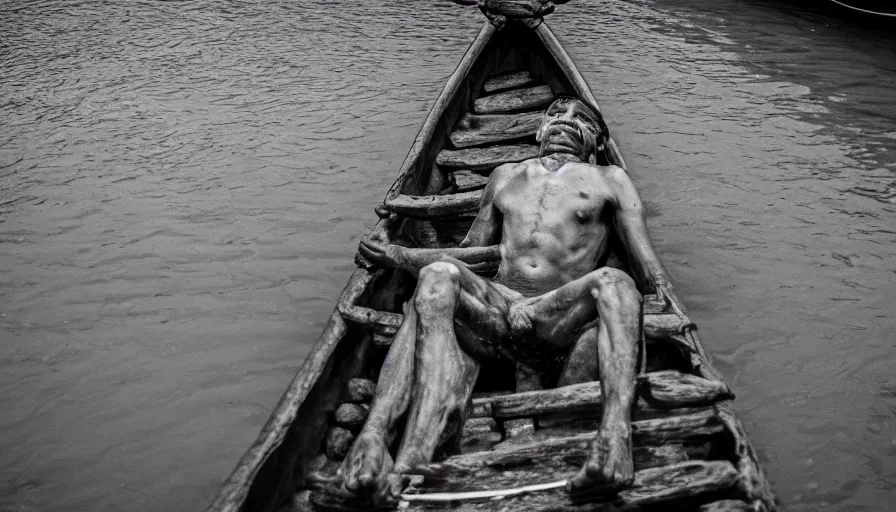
top-left (1, 0), bottom-right (893, 510)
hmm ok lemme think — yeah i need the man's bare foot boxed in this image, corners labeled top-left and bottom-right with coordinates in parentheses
top-left (341, 432), bottom-right (394, 494)
top-left (567, 426), bottom-right (634, 499)
top-left (310, 433), bottom-right (400, 510)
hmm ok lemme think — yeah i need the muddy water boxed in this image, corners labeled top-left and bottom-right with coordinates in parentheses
top-left (0, 0), bottom-right (893, 510)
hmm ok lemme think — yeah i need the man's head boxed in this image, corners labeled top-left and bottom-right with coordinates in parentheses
top-left (535, 95), bottom-right (609, 163)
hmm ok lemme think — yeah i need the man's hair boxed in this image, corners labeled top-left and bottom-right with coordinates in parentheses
top-left (540, 95), bottom-right (611, 161)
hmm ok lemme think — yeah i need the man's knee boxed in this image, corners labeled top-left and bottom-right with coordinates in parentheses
top-left (416, 262), bottom-right (461, 312)
top-left (588, 268), bottom-right (641, 305)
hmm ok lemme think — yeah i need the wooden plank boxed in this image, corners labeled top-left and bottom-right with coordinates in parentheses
top-left (414, 439), bottom-right (689, 486)
top-left (470, 371), bottom-right (730, 419)
top-left (401, 460), bottom-right (739, 510)
top-left (437, 143), bottom-right (539, 172)
top-left (385, 190), bottom-right (482, 218)
top-left (453, 170), bottom-right (490, 192)
top-left (484, 70), bottom-right (536, 93)
top-left (449, 111), bottom-right (542, 148)
top-left (473, 85), bottom-right (554, 114)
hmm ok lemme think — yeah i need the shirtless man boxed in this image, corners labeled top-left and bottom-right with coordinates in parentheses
top-left (315, 96), bottom-right (671, 508)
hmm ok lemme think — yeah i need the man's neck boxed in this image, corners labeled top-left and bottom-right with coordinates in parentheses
top-left (538, 150), bottom-right (583, 171)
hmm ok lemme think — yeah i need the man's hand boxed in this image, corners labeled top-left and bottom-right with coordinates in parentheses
top-left (651, 275), bottom-right (674, 308)
top-left (358, 236), bottom-right (407, 269)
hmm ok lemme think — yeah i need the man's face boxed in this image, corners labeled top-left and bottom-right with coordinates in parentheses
top-left (537, 98), bottom-right (600, 156)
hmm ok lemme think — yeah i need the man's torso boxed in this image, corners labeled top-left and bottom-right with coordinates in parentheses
top-left (491, 158), bottom-right (620, 296)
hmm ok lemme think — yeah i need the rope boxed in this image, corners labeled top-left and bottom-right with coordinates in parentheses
top-left (827, 0), bottom-right (896, 17)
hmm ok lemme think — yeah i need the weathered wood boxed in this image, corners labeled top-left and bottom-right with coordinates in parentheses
top-left (452, 170), bottom-right (490, 192)
top-left (333, 403), bottom-right (369, 429)
top-left (436, 143), bottom-right (539, 172)
top-left (640, 370), bottom-right (733, 408)
top-left (715, 402), bottom-right (777, 510)
top-left (416, 438), bottom-right (688, 484)
top-left (460, 417), bottom-right (502, 454)
top-left (700, 499), bottom-right (755, 512)
top-left (484, 70), bottom-right (536, 93)
top-left (617, 460), bottom-right (739, 506)
top-left (337, 304), bottom-right (402, 334)
top-left (632, 409), bottom-right (722, 445)
top-left (325, 426), bottom-right (355, 461)
top-left (449, 111), bottom-right (542, 148)
top-left (489, 0), bottom-right (555, 17)
top-left (504, 418), bottom-right (536, 437)
top-left (474, 85), bottom-right (554, 115)
top-left (385, 190), bottom-right (482, 218)
top-left (470, 371), bottom-right (730, 419)
top-left (402, 460), bottom-right (738, 510)
top-left (345, 378), bottom-right (376, 403)
top-left (644, 313), bottom-right (694, 340)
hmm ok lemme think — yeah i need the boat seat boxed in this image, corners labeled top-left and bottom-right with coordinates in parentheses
top-left (483, 70), bottom-right (536, 94)
top-left (437, 143), bottom-right (539, 172)
top-left (473, 84), bottom-right (555, 115)
top-left (448, 111), bottom-right (542, 149)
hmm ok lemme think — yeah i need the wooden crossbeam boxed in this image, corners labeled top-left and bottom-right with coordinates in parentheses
top-left (473, 85), bottom-right (554, 114)
top-left (437, 143), bottom-right (539, 172)
top-left (449, 111), bottom-right (542, 148)
top-left (385, 190), bottom-right (482, 218)
top-left (483, 70), bottom-right (536, 94)
top-left (470, 372), bottom-right (732, 419)
top-left (415, 441), bottom-right (689, 483)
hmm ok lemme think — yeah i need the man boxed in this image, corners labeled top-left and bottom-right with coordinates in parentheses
top-left (319, 96), bottom-right (671, 507)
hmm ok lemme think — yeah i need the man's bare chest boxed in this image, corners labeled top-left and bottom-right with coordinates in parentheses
top-left (495, 166), bottom-right (613, 221)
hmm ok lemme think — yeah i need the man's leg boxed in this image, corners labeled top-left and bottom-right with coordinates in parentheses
top-left (340, 299), bottom-right (417, 495)
top-left (508, 267), bottom-right (642, 492)
top-left (338, 258), bottom-right (512, 501)
top-left (393, 257), bottom-right (517, 471)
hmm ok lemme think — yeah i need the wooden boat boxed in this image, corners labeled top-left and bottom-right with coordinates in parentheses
top-left (206, 7), bottom-right (778, 512)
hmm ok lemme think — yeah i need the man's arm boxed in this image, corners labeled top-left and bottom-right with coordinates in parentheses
top-left (607, 166), bottom-right (670, 294)
top-left (358, 165), bottom-right (512, 273)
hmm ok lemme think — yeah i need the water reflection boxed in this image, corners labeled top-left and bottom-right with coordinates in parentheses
top-left (1, 0), bottom-right (893, 510)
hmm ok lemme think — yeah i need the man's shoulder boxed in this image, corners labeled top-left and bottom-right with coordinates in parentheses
top-left (490, 160), bottom-right (530, 181)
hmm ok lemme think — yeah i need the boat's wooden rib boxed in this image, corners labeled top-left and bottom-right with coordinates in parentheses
top-left (436, 143), bottom-right (539, 172)
top-left (206, 14), bottom-right (776, 512)
top-left (473, 84), bottom-right (555, 114)
top-left (483, 70), bottom-right (536, 93)
top-left (448, 111), bottom-right (542, 148)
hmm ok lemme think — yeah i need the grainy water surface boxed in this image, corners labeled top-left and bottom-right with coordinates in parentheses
top-left (1, 0), bottom-right (894, 510)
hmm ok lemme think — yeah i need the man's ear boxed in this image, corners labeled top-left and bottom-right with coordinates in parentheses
top-left (588, 153), bottom-right (597, 165)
